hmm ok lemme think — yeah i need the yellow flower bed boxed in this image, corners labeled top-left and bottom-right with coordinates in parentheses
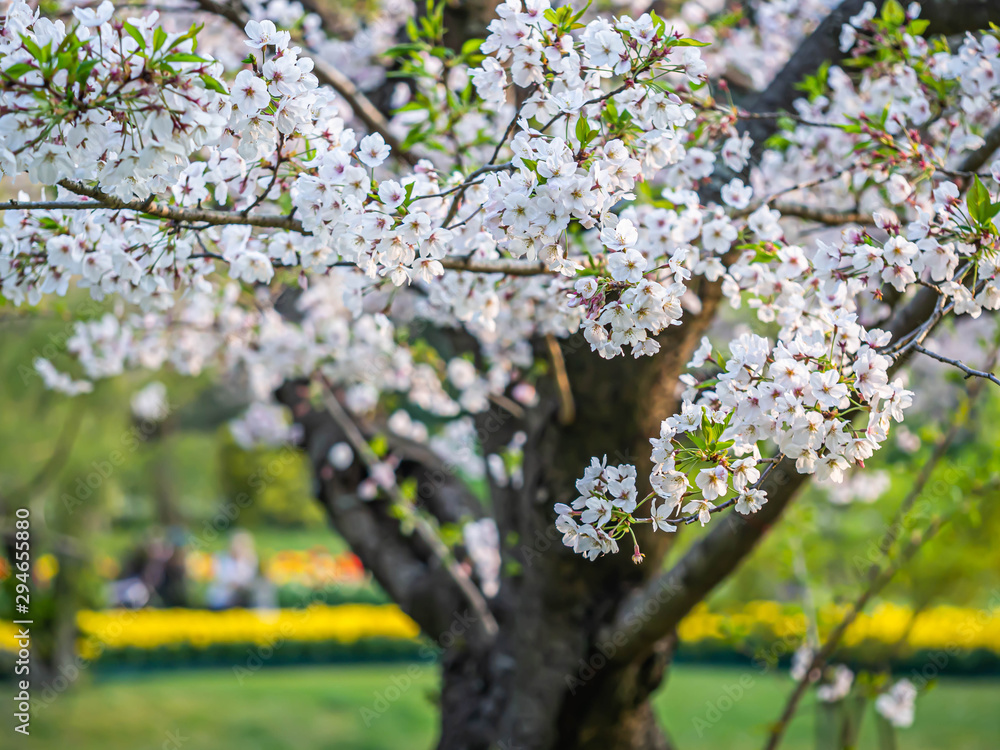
top-left (72, 604), bottom-right (419, 658)
top-left (677, 601), bottom-right (1000, 653)
top-left (1, 601), bottom-right (997, 658)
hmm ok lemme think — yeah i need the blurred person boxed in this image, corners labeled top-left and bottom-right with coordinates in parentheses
top-left (207, 530), bottom-right (265, 609)
top-left (109, 529), bottom-right (187, 608)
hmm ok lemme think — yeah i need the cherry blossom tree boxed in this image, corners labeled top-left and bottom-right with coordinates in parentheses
top-left (2, 0), bottom-right (999, 746)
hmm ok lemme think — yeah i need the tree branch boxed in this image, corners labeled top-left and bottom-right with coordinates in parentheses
top-left (315, 379), bottom-right (499, 638)
top-left (55, 180), bottom-right (302, 229)
top-left (917, 0), bottom-right (1000, 37)
top-left (913, 344), bottom-right (1000, 389)
top-left (762, 354), bottom-right (995, 749)
top-left (276, 379), bottom-right (497, 643)
top-left (771, 202), bottom-right (871, 226)
top-left (4, 181), bottom-right (549, 277)
top-left (951, 121), bottom-right (1000, 179)
top-left (743, 0), bottom-right (1000, 154)
top-left (742, 0), bottom-right (872, 151)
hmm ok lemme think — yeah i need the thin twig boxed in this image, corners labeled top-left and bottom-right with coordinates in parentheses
top-left (242, 135), bottom-right (285, 215)
top-left (316, 377), bottom-right (499, 639)
top-left (762, 363), bottom-right (995, 750)
top-left (763, 515), bottom-right (947, 750)
top-left (546, 333), bottom-right (575, 425)
top-left (771, 202), bottom-right (872, 226)
top-left (310, 57), bottom-right (418, 166)
top-left (914, 344), bottom-right (1000, 389)
top-left (0, 199), bottom-right (98, 211)
top-left (675, 455), bottom-right (784, 525)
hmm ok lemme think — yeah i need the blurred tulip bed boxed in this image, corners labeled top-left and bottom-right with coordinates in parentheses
top-left (193, 548), bottom-right (366, 588)
top-left (2, 599), bottom-right (998, 674)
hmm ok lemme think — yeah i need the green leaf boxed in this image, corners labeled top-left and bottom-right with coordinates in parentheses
top-left (460, 38), bottom-right (483, 57)
top-left (20, 35), bottom-right (48, 63)
top-left (752, 247), bottom-right (777, 263)
top-left (370, 434), bottom-right (389, 458)
top-left (153, 27), bottom-right (168, 54)
top-left (604, 98), bottom-right (619, 122)
top-left (650, 9), bottom-right (666, 33)
top-left (569, 0), bottom-right (592, 24)
top-left (968, 175), bottom-right (990, 225)
top-left (794, 60), bottom-right (830, 101)
top-left (122, 22), bottom-right (146, 51)
top-left (401, 123), bottom-right (430, 150)
top-left (162, 52), bottom-right (208, 63)
top-left (1, 63), bottom-right (36, 79)
top-left (880, 0), bottom-right (905, 26)
top-left (56, 51), bottom-right (75, 74)
top-left (673, 38), bottom-right (710, 47)
top-left (173, 23), bottom-right (203, 51)
top-left (405, 17), bottom-right (419, 42)
top-left (74, 58), bottom-right (99, 86)
top-left (384, 42), bottom-right (426, 57)
top-left (198, 73), bottom-right (228, 94)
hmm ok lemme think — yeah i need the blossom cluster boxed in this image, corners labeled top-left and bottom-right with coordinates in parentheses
top-left (2, 0), bottom-right (999, 571)
top-left (557, 320), bottom-right (914, 560)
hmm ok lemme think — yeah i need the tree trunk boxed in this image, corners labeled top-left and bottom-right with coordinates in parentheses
top-left (278, 278), bottom-right (722, 749)
top-left (428, 284), bottom-right (722, 750)
top-left (436, 631), bottom-right (678, 750)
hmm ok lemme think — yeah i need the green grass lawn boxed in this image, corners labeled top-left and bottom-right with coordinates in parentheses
top-left (11, 664), bottom-right (1000, 749)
